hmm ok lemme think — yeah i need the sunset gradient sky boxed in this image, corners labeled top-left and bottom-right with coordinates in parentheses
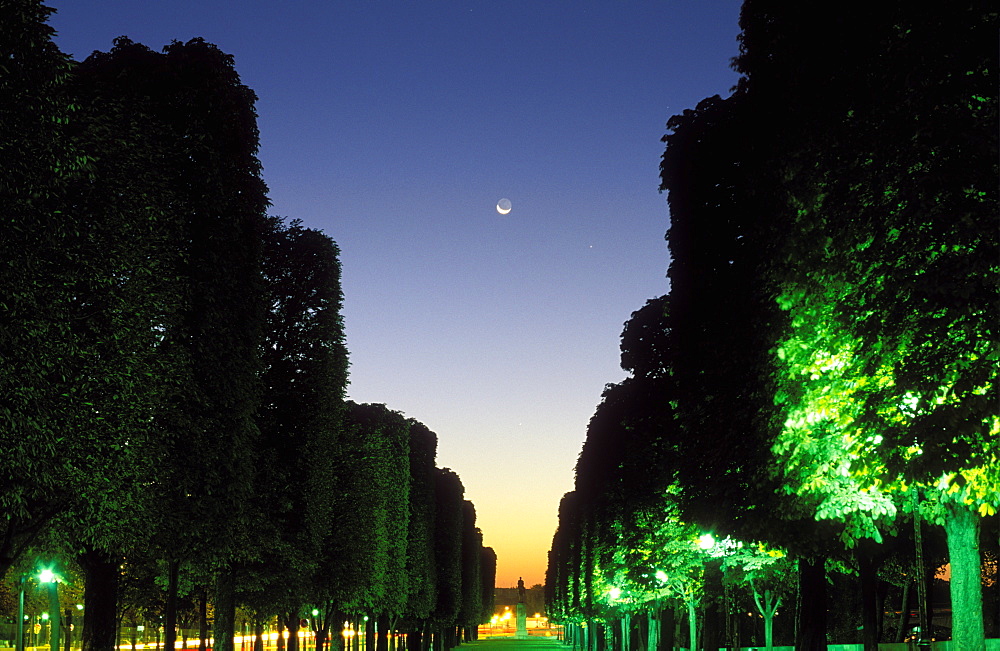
top-left (50, 0), bottom-right (743, 588)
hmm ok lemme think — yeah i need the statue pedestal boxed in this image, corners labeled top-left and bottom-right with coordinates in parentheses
top-left (515, 603), bottom-right (528, 639)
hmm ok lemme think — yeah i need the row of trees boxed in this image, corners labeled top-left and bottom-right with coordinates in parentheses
top-left (1, 2), bottom-right (494, 650)
top-left (546, 2), bottom-right (997, 651)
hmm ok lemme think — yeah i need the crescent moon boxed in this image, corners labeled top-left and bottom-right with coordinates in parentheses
top-left (496, 198), bottom-right (512, 215)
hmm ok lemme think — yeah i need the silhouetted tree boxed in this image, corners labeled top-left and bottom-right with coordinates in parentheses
top-left (0, 0), bottom-right (99, 580)
top-left (458, 502), bottom-right (483, 641)
top-left (402, 421), bottom-right (439, 650)
top-left (96, 37), bottom-right (270, 651)
top-left (240, 216), bottom-right (348, 635)
top-left (478, 547), bottom-right (497, 630)
top-left (430, 469), bottom-right (465, 650)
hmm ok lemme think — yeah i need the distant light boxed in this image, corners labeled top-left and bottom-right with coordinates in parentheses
top-left (698, 534), bottom-right (715, 550)
top-left (39, 569), bottom-right (56, 583)
top-left (608, 587), bottom-right (621, 600)
top-left (654, 570), bottom-right (668, 582)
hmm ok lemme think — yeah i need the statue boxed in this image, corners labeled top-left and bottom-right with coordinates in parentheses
top-left (515, 578), bottom-right (528, 638)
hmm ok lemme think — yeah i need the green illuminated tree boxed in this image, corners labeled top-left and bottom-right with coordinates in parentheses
top-left (719, 543), bottom-right (795, 651)
top-left (316, 403), bottom-right (410, 651)
top-left (630, 491), bottom-right (706, 651)
top-left (732, 4), bottom-right (998, 649)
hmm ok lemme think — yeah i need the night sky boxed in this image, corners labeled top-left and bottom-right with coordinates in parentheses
top-left (49, 0), bottom-right (743, 588)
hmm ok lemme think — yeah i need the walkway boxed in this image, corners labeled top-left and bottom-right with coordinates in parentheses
top-left (461, 638), bottom-right (564, 651)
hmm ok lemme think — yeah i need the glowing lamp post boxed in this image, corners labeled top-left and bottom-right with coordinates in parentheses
top-left (16, 574), bottom-right (27, 651)
top-left (39, 569), bottom-right (61, 651)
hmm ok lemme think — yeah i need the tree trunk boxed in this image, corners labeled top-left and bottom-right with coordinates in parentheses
top-left (875, 576), bottom-right (889, 641)
top-left (199, 591), bottom-right (209, 651)
top-left (912, 494), bottom-right (930, 638)
top-left (165, 560), bottom-right (180, 651)
top-left (856, 548), bottom-right (879, 651)
top-left (366, 617), bottom-right (376, 651)
top-left (255, 622), bottom-right (265, 651)
top-left (661, 606), bottom-right (675, 651)
top-left (649, 612), bottom-right (660, 651)
top-left (753, 587), bottom-right (779, 651)
top-left (377, 616), bottom-right (390, 651)
top-left (325, 615), bottom-right (342, 651)
top-left (287, 614), bottom-right (300, 651)
top-left (943, 502), bottom-right (986, 651)
top-left (79, 548), bottom-right (120, 651)
top-left (414, 619), bottom-right (431, 651)
top-left (415, 623), bottom-right (425, 651)
top-left (702, 562), bottom-right (722, 651)
top-left (213, 568), bottom-right (237, 651)
top-left (795, 557), bottom-right (826, 651)
top-left (686, 601), bottom-right (696, 651)
top-left (64, 608), bottom-right (73, 651)
top-left (895, 580), bottom-right (911, 642)
top-left (723, 582), bottom-right (737, 651)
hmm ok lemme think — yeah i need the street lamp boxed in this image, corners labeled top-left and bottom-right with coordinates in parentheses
top-left (310, 610), bottom-right (320, 651)
top-left (16, 575), bottom-right (26, 651)
top-left (39, 569), bottom-right (61, 651)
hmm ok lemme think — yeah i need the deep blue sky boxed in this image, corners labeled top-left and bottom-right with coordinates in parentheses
top-left (49, 0), bottom-right (742, 587)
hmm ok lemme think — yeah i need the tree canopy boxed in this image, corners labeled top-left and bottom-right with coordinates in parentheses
top-left (2, 6), bottom-right (494, 651)
top-left (548, 2), bottom-right (997, 649)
